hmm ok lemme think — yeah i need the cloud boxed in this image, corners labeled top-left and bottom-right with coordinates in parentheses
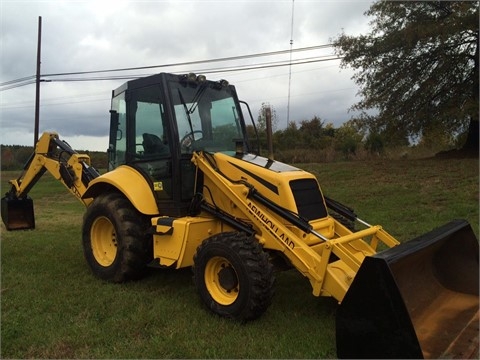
top-left (0, 0), bottom-right (373, 151)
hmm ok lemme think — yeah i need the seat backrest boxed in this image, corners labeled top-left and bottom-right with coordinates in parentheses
top-left (143, 133), bottom-right (168, 155)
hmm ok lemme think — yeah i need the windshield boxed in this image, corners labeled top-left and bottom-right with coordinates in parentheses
top-left (169, 80), bottom-right (244, 154)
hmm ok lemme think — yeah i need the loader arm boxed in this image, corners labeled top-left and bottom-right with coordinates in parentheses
top-left (1, 132), bottom-right (99, 230)
top-left (192, 151), bottom-right (399, 301)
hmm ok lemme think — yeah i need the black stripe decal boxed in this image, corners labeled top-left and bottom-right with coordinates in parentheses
top-left (228, 161), bottom-right (279, 195)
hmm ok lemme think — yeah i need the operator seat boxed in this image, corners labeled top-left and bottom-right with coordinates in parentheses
top-left (142, 133), bottom-right (169, 156)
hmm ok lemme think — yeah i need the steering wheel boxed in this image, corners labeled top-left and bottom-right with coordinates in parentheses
top-left (180, 130), bottom-right (203, 151)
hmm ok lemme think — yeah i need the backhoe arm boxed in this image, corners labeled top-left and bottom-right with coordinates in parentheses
top-left (2, 132), bottom-right (100, 230)
top-left (2, 132), bottom-right (101, 230)
top-left (6, 132), bottom-right (99, 204)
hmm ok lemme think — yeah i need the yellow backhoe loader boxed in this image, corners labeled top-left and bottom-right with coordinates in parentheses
top-left (2, 72), bottom-right (478, 358)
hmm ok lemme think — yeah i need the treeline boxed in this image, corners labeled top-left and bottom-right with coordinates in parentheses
top-left (249, 116), bottom-right (465, 163)
top-left (1, 145), bottom-right (108, 171)
top-left (1, 117), bottom-right (466, 171)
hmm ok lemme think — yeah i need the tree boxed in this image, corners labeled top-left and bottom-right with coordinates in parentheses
top-left (335, 122), bottom-right (364, 157)
top-left (298, 116), bottom-right (324, 148)
top-left (1, 145), bottom-right (34, 170)
top-left (257, 102), bottom-right (278, 132)
top-left (274, 121), bottom-right (301, 150)
top-left (333, 1), bottom-right (478, 152)
top-left (350, 112), bottom-right (410, 147)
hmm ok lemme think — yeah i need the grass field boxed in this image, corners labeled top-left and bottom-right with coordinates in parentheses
top-left (1, 157), bottom-right (478, 359)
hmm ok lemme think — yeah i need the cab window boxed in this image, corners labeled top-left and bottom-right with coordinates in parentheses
top-left (130, 85), bottom-right (172, 199)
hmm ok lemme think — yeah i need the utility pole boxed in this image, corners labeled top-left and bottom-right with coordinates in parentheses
top-left (34, 16), bottom-right (42, 146)
top-left (286, 0), bottom-right (295, 127)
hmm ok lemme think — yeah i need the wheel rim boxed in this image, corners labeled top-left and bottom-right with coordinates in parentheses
top-left (90, 216), bottom-right (117, 267)
top-left (204, 256), bottom-right (239, 305)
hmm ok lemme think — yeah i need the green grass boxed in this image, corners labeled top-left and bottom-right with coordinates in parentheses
top-left (303, 158), bottom-right (479, 240)
top-left (1, 157), bottom-right (478, 358)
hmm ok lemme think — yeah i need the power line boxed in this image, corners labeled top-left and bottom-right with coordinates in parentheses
top-left (38, 55), bottom-right (341, 83)
top-left (0, 58), bottom-right (342, 110)
top-left (0, 53), bottom-right (341, 89)
top-left (0, 44), bottom-right (335, 91)
top-left (42, 44), bottom-right (334, 77)
top-left (0, 79), bottom-right (37, 91)
top-left (0, 75), bottom-right (36, 86)
top-left (196, 55), bottom-right (340, 75)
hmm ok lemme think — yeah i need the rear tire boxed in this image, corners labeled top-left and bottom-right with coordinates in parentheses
top-left (82, 192), bottom-right (152, 282)
top-left (193, 232), bottom-right (275, 321)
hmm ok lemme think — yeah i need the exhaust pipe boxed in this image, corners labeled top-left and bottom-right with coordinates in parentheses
top-left (336, 219), bottom-right (479, 359)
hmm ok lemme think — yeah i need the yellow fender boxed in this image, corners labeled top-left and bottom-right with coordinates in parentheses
top-left (82, 166), bottom-right (159, 215)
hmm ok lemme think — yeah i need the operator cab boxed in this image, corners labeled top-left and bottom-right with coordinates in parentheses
top-left (108, 72), bottom-right (250, 216)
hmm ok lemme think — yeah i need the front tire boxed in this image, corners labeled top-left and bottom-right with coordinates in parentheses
top-left (82, 192), bottom-right (152, 282)
top-left (193, 232), bottom-right (275, 321)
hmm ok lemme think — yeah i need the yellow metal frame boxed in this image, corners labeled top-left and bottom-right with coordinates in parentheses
top-left (152, 216), bottom-right (225, 268)
top-left (192, 151), bottom-right (400, 303)
top-left (83, 165), bottom-right (158, 215)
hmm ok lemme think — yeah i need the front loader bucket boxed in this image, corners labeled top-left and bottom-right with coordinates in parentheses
top-left (336, 219), bottom-right (479, 359)
top-left (1, 196), bottom-right (35, 230)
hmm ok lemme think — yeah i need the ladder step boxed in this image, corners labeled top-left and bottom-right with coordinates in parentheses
top-left (154, 217), bottom-right (175, 235)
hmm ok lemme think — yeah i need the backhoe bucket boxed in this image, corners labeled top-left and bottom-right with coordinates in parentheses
top-left (1, 196), bottom-right (35, 230)
top-left (336, 219), bottom-right (479, 359)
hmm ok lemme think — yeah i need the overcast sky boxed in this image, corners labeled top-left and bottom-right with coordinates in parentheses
top-left (0, 0), bottom-right (373, 151)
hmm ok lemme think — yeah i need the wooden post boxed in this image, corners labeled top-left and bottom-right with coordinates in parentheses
top-left (265, 106), bottom-right (274, 161)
